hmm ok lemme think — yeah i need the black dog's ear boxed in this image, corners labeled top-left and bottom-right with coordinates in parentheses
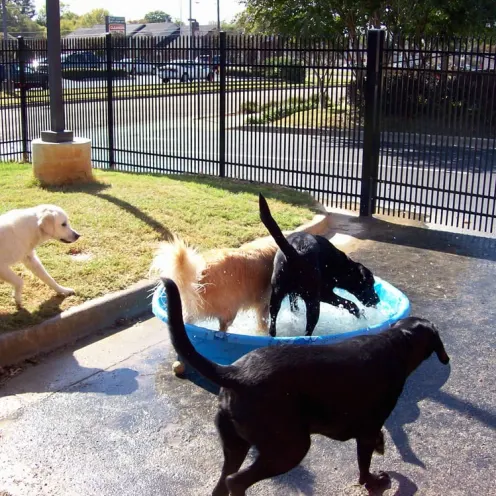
top-left (428, 322), bottom-right (450, 365)
top-left (435, 334), bottom-right (450, 365)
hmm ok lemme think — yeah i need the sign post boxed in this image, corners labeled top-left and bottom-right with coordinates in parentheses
top-left (32, 0), bottom-right (93, 186)
top-left (41, 0), bottom-right (73, 143)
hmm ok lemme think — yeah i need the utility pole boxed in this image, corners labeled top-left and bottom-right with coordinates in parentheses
top-left (2, 0), bottom-right (8, 40)
top-left (189, 0), bottom-right (193, 60)
top-left (189, 0), bottom-right (193, 38)
top-left (32, 0), bottom-right (92, 187)
top-left (41, 0), bottom-right (73, 142)
top-left (217, 0), bottom-right (220, 32)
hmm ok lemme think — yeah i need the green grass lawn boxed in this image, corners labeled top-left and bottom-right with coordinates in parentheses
top-left (0, 79), bottom-right (312, 107)
top-left (0, 162), bottom-right (318, 332)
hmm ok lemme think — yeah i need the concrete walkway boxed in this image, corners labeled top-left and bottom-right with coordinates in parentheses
top-left (0, 214), bottom-right (495, 496)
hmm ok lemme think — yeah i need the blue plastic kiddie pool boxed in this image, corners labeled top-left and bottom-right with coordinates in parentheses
top-left (152, 276), bottom-right (411, 366)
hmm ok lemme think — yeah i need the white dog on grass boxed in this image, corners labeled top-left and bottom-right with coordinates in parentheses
top-left (0, 204), bottom-right (80, 307)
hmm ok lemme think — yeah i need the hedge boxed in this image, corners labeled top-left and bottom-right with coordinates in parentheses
top-left (347, 69), bottom-right (496, 134)
top-left (61, 69), bottom-right (128, 80)
top-left (381, 70), bottom-right (496, 131)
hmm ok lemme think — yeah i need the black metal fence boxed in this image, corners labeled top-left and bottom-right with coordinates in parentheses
top-left (0, 31), bottom-right (494, 233)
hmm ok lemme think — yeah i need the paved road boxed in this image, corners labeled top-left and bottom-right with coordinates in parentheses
top-left (0, 86), bottom-right (344, 142)
top-left (1, 86), bottom-right (494, 232)
top-left (85, 120), bottom-right (495, 233)
top-left (0, 220), bottom-right (495, 495)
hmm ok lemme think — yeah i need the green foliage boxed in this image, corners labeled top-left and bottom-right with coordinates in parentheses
top-left (236, 0), bottom-right (496, 38)
top-left (247, 95), bottom-right (320, 124)
top-left (381, 70), bottom-right (496, 133)
top-left (61, 68), bottom-right (128, 80)
top-left (36, 7), bottom-right (111, 36)
top-left (240, 100), bottom-right (261, 114)
top-left (1, 2), bottom-right (45, 37)
top-left (220, 20), bottom-right (240, 33)
top-left (264, 56), bottom-right (306, 83)
top-left (143, 11), bottom-right (172, 23)
top-left (76, 8), bottom-right (109, 28)
top-left (35, 3), bottom-right (75, 29)
top-left (11, 0), bottom-right (35, 18)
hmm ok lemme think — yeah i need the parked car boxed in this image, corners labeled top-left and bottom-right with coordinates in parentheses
top-left (30, 58), bottom-right (47, 72)
top-left (159, 60), bottom-right (214, 83)
top-left (63, 51), bottom-right (104, 70)
top-left (32, 52), bottom-right (104, 73)
top-left (1, 64), bottom-right (49, 90)
top-left (195, 55), bottom-right (221, 73)
top-left (116, 58), bottom-right (156, 75)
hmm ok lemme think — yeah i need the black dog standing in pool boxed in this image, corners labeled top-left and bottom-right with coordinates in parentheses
top-left (258, 193), bottom-right (380, 337)
top-left (163, 278), bottom-right (450, 496)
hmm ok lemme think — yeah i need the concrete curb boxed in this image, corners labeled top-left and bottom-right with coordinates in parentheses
top-left (0, 280), bottom-right (156, 367)
top-left (0, 212), bottom-right (331, 368)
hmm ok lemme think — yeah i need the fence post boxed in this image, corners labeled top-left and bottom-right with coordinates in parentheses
top-left (359, 29), bottom-right (385, 217)
top-left (105, 33), bottom-right (115, 169)
top-left (17, 36), bottom-right (28, 162)
top-left (219, 31), bottom-right (226, 178)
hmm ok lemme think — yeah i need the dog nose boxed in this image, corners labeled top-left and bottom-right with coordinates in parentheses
top-left (74, 232), bottom-right (81, 240)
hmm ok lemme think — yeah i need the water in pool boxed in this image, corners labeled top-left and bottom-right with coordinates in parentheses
top-left (193, 288), bottom-right (395, 337)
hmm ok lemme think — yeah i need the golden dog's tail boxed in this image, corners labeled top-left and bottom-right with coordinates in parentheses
top-left (149, 236), bottom-right (205, 322)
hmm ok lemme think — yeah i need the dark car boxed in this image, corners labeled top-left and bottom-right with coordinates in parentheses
top-left (33, 51), bottom-right (103, 73)
top-left (60, 51), bottom-right (103, 70)
top-left (0, 64), bottom-right (49, 90)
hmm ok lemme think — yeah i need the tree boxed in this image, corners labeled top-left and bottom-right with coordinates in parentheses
top-left (0, 1), bottom-right (44, 37)
top-left (235, 0), bottom-right (496, 39)
top-left (77, 8), bottom-right (109, 28)
top-left (36, 2), bottom-right (72, 27)
top-left (143, 10), bottom-right (172, 23)
top-left (235, 0), bottom-right (496, 107)
top-left (11, 0), bottom-right (36, 18)
top-left (35, 3), bottom-right (80, 36)
top-left (220, 20), bottom-right (240, 33)
top-left (237, 0), bottom-right (496, 38)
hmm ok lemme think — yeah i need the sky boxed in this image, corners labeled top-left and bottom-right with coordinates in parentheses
top-left (33, 0), bottom-right (245, 25)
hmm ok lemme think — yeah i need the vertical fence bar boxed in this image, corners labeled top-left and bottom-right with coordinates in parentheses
top-left (360, 29), bottom-right (385, 216)
top-left (17, 36), bottom-right (28, 161)
top-left (105, 32), bottom-right (115, 169)
top-left (219, 31), bottom-right (226, 177)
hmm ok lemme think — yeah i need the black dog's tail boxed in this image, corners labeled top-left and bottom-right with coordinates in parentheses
top-left (259, 193), bottom-right (299, 260)
top-left (163, 278), bottom-right (240, 389)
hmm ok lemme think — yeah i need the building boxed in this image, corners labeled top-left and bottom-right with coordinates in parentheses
top-left (64, 23), bottom-right (218, 63)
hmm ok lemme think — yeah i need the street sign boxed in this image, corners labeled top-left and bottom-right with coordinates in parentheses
top-left (105, 15), bottom-right (126, 35)
top-left (109, 24), bottom-right (125, 33)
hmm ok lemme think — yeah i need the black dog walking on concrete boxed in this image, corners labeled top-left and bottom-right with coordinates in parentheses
top-left (163, 278), bottom-right (450, 496)
top-left (259, 193), bottom-right (380, 336)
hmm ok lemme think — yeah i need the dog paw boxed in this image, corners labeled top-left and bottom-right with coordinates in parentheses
top-left (362, 471), bottom-right (391, 491)
top-left (349, 304), bottom-right (361, 318)
top-left (57, 287), bottom-right (75, 296)
top-left (13, 292), bottom-right (23, 308)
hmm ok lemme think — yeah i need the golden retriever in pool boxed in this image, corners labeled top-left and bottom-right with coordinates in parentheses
top-left (0, 204), bottom-right (80, 307)
top-left (149, 215), bottom-right (329, 333)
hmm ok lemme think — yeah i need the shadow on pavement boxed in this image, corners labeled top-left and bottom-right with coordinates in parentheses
top-left (385, 356), bottom-right (451, 469)
top-left (330, 214), bottom-right (496, 262)
top-left (0, 332), bottom-right (140, 398)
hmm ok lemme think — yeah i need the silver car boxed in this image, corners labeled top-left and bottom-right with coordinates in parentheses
top-left (118, 58), bottom-right (156, 75)
top-left (159, 60), bottom-right (214, 83)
